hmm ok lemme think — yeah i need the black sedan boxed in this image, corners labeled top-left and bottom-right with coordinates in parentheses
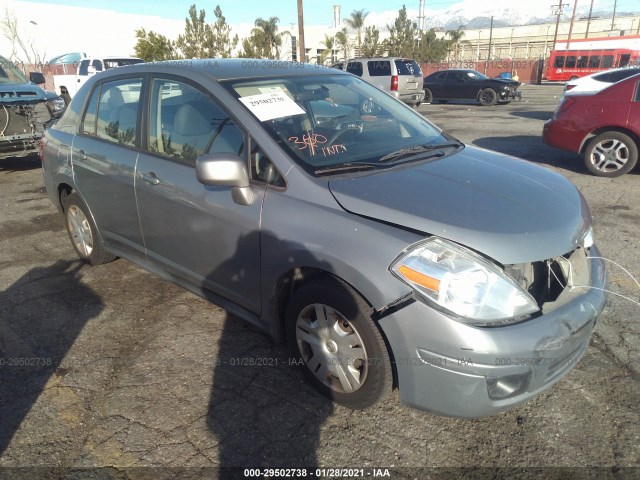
top-left (423, 69), bottom-right (521, 106)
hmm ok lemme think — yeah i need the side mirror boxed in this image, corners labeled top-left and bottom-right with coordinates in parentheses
top-left (29, 72), bottom-right (45, 84)
top-left (196, 153), bottom-right (254, 206)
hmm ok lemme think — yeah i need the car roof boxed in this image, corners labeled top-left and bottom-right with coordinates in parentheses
top-left (96, 58), bottom-right (347, 81)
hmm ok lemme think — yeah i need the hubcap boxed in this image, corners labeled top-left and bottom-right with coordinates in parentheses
top-left (591, 139), bottom-right (629, 173)
top-left (295, 303), bottom-right (368, 394)
top-left (67, 205), bottom-right (94, 257)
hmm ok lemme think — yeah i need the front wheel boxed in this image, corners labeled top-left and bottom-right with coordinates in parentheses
top-left (62, 192), bottom-right (117, 265)
top-left (583, 131), bottom-right (638, 177)
top-left (478, 88), bottom-right (497, 106)
top-left (286, 277), bottom-right (392, 409)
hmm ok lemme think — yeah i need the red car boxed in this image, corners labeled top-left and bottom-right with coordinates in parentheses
top-left (543, 73), bottom-right (640, 177)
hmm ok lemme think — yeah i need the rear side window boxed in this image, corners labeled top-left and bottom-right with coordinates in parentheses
top-left (635, 80), bottom-right (640, 102)
top-left (95, 79), bottom-right (142, 146)
top-left (609, 69), bottom-right (640, 83)
top-left (148, 79), bottom-right (244, 164)
top-left (80, 78), bottom-right (142, 147)
top-left (346, 61), bottom-right (363, 77)
top-left (395, 59), bottom-right (422, 77)
top-left (602, 55), bottom-right (614, 68)
top-left (565, 56), bottom-right (576, 68)
top-left (553, 56), bottom-right (565, 68)
top-left (576, 56), bottom-right (588, 68)
top-left (588, 56), bottom-right (601, 68)
top-left (367, 60), bottom-right (391, 76)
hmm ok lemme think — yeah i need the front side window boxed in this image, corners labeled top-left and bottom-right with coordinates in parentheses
top-left (223, 74), bottom-right (453, 175)
top-left (553, 56), bottom-right (565, 68)
top-left (565, 56), bottom-right (577, 68)
top-left (148, 79), bottom-right (244, 164)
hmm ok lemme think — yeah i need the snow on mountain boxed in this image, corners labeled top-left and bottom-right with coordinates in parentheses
top-left (365, 0), bottom-right (638, 31)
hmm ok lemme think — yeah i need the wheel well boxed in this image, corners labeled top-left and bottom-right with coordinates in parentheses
top-left (58, 183), bottom-right (73, 209)
top-left (271, 268), bottom-right (372, 343)
top-left (579, 127), bottom-right (640, 155)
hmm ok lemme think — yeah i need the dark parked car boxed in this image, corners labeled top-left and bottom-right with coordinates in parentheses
top-left (42, 59), bottom-right (606, 418)
top-left (544, 73), bottom-right (640, 177)
top-left (423, 69), bottom-right (521, 106)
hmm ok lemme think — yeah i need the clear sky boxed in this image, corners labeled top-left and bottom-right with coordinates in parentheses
top-left (10, 0), bottom-right (640, 27)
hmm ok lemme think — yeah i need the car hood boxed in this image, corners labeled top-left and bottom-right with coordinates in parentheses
top-left (328, 146), bottom-right (591, 265)
top-left (0, 82), bottom-right (48, 103)
top-left (490, 78), bottom-right (521, 88)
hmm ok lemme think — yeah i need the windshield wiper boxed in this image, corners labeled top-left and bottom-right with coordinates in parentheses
top-left (315, 162), bottom-right (380, 175)
top-left (378, 141), bottom-right (463, 163)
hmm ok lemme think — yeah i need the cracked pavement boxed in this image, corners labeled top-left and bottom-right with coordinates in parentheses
top-left (0, 84), bottom-right (639, 479)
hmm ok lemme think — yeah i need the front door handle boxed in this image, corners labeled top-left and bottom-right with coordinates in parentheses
top-left (140, 172), bottom-right (160, 185)
top-left (76, 149), bottom-right (87, 160)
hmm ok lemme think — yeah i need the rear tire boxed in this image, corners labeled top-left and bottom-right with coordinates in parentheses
top-left (62, 192), bottom-right (117, 265)
top-left (423, 88), bottom-right (433, 104)
top-left (286, 277), bottom-right (393, 409)
top-left (583, 131), bottom-right (638, 177)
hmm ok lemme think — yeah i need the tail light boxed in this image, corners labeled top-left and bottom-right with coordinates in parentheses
top-left (555, 97), bottom-right (576, 117)
top-left (566, 84), bottom-right (576, 91)
top-left (391, 75), bottom-right (398, 91)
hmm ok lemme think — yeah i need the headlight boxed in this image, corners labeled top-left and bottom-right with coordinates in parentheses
top-left (46, 98), bottom-right (66, 114)
top-left (390, 237), bottom-right (539, 325)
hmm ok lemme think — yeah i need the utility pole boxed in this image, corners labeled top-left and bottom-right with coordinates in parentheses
top-left (485, 16), bottom-right (493, 74)
top-left (551, 1), bottom-right (568, 51)
top-left (297, 0), bottom-right (306, 62)
top-left (418, 0), bottom-right (425, 33)
top-left (611, 0), bottom-right (617, 31)
top-left (566, 0), bottom-right (578, 50)
top-left (585, 0), bottom-right (594, 38)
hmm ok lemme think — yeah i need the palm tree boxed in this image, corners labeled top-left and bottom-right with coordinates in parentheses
top-left (320, 34), bottom-right (335, 64)
top-left (335, 28), bottom-right (351, 61)
top-left (252, 17), bottom-right (286, 59)
top-left (445, 27), bottom-right (468, 61)
top-left (345, 9), bottom-right (368, 55)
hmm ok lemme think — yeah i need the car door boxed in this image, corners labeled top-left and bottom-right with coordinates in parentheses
top-left (71, 76), bottom-right (145, 256)
top-left (428, 71), bottom-right (446, 98)
top-left (629, 78), bottom-right (640, 132)
top-left (134, 77), bottom-right (264, 313)
top-left (442, 71), bottom-right (467, 99)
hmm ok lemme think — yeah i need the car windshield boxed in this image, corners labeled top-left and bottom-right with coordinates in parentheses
top-left (0, 58), bottom-right (29, 84)
top-left (223, 74), bottom-right (453, 174)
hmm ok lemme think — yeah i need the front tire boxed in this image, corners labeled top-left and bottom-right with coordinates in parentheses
top-left (583, 131), bottom-right (638, 177)
top-left (286, 277), bottom-right (392, 409)
top-left (62, 192), bottom-right (117, 265)
top-left (478, 88), bottom-right (497, 106)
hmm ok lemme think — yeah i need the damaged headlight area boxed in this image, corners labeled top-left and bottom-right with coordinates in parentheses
top-left (390, 237), bottom-right (540, 325)
top-left (45, 97), bottom-right (66, 116)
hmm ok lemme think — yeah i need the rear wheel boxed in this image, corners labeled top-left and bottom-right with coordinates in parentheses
top-left (62, 192), bottom-right (117, 265)
top-left (423, 88), bottom-right (433, 104)
top-left (583, 131), bottom-right (638, 177)
top-left (286, 277), bottom-right (392, 409)
top-left (478, 88), bottom-right (497, 106)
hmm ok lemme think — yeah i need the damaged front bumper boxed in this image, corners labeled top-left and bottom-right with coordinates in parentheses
top-left (378, 246), bottom-right (607, 418)
top-left (0, 101), bottom-right (54, 158)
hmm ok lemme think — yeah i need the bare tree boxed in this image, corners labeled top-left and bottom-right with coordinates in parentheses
top-left (1, 8), bottom-right (46, 69)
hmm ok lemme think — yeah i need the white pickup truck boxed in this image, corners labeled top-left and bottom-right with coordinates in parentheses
top-left (53, 57), bottom-right (143, 103)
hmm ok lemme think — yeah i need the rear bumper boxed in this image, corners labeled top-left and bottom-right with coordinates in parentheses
top-left (392, 91), bottom-right (425, 105)
top-left (378, 247), bottom-right (607, 418)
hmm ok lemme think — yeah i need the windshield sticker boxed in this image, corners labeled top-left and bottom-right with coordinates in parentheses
top-left (288, 132), bottom-right (347, 157)
top-left (258, 86), bottom-right (284, 94)
top-left (239, 91), bottom-right (305, 121)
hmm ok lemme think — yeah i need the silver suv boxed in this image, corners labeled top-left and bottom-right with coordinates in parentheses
top-left (338, 57), bottom-right (425, 108)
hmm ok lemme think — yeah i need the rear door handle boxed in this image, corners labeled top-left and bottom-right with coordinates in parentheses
top-left (140, 172), bottom-right (160, 185)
